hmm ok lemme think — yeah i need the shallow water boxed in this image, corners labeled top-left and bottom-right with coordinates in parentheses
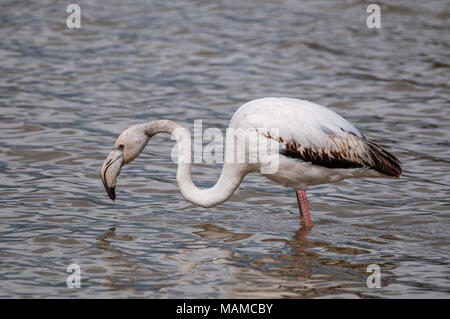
top-left (0, 0), bottom-right (449, 298)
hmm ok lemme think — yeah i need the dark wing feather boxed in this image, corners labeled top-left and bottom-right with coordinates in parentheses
top-left (273, 132), bottom-right (402, 177)
top-left (364, 139), bottom-right (402, 177)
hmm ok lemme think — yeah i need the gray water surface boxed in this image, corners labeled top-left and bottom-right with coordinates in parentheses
top-left (0, 0), bottom-right (449, 298)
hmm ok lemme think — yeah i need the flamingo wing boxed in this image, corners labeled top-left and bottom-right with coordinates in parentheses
top-left (232, 97), bottom-right (401, 177)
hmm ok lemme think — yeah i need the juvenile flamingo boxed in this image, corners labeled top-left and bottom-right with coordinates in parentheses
top-left (101, 98), bottom-right (401, 229)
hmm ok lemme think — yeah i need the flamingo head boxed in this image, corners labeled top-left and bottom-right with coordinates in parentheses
top-left (100, 125), bottom-right (149, 201)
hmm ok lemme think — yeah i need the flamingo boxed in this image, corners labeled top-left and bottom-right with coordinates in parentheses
top-left (100, 97), bottom-right (401, 229)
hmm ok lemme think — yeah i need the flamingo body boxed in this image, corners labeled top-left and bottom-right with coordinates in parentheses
top-left (229, 98), bottom-right (401, 190)
top-left (101, 97), bottom-right (402, 229)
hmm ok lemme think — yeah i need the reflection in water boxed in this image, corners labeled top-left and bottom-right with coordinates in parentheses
top-left (188, 222), bottom-right (383, 298)
top-left (193, 224), bottom-right (252, 242)
top-left (294, 227), bottom-right (312, 250)
top-left (0, 0), bottom-right (449, 298)
top-left (94, 227), bottom-right (139, 292)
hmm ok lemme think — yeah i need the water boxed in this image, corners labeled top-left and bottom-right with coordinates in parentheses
top-left (0, 0), bottom-right (449, 298)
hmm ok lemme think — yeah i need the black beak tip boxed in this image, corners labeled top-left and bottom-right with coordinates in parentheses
top-left (109, 187), bottom-right (116, 201)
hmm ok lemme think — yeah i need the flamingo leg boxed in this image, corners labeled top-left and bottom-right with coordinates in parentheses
top-left (296, 189), bottom-right (312, 229)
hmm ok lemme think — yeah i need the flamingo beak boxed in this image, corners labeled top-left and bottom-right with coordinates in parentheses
top-left (100, 148), bottom-right (124, 201)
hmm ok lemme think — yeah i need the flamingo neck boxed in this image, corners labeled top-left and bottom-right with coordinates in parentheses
top-left (143, 120), bottom-right (246, 208)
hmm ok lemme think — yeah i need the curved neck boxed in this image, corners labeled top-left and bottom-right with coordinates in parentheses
top-left (143, 120), bottom-right (247, 208)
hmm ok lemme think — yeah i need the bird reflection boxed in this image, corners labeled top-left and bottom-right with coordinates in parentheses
top-left (294, 226), bottom-right (312, 250)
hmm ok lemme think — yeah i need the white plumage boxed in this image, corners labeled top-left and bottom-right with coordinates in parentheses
top-left (101, 97), bottom-right (402, 229)
top-left (229, 98), bottom-right (400, 190)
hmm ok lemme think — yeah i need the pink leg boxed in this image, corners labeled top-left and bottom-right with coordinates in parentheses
top-left (296, 189), bottom-right (312, 229)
